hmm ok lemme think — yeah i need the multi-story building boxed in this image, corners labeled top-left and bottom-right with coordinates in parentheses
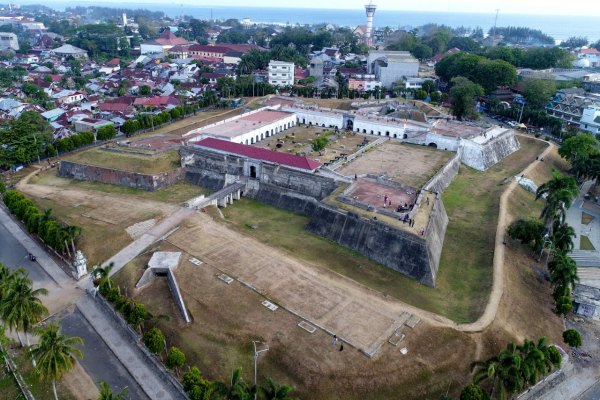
top-left (348, 74), bottom-right (382, 92)
top-left (367, 51), bottom-right (419, 89)
top-left (268, 61), bottom-right (294, 87)
top-left (546, 88), bottom-right (600, 127)
top-left (0, 32), bottom-right (18, 51)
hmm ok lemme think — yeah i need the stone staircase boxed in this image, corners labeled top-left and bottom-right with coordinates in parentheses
top-left (577, 267), bottom-right (600, 287)
top-left (569, 250), bottom-right (600, 267)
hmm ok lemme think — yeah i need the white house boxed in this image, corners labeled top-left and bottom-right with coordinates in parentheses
top-left (268, 60), bottom-right (294, 87)
top-left (367, 51), bottom-right (419, 89)
top-left (580, 105), bottom-right (600, 134)
top-left (52, 90), bottom-right (85, 105)
top-left (577, 48), bottom-right (600, 68)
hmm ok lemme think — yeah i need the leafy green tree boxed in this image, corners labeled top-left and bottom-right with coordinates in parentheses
top-left (460, 384), bottom-right (489, 400)
top-left (449, 77), bottom-right (484, 120)
top-left (559, 133), bottom-right (599, 163)
top-left (139, 85), bottom-right (152, 95)
top-left (507, 218), bottom-right (546, 250)
top-left (0, 269), bottom-right (48, 347)
top-left (549, 251), bottom-right (579, 293)
top-left (182, 366), bottom-right (211, 399)
top-left (562, 329), bottom-right (582, 348)
top-left (411, 44), bottom-right (433, 60)
top-left (448, 36), bottom-right (481, 52)
top-left (98, 381), bottom-right (128, 400)
top-left (96, 126), bottom-right (117, 141)
top-left (311, 136), bottom-right (329, 152)
top-left (521, 79), bottom-right (556, 110)
top-left (30, 323), bottom-right (83, 400)
top-left (143, 327), bottom-right (165, 354)
top-left (561, 36), bottom-right (588, 49)
top-left (121, 119), bottom-right (141, 137)
top-left (166, 346), bottom-right (185, 375)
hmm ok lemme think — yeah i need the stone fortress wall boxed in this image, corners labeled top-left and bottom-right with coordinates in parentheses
top-left (181, 145), bottom-right (448, 287)
top-left (58, 161), bottom-right (184, 191)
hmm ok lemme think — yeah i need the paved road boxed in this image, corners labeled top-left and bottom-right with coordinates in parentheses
top-left (0, 219), bottom-right (55, 286)
top-left (59, 309), bottom-right (149, 400)
top-left (0, 206), bottom-right (184, 399)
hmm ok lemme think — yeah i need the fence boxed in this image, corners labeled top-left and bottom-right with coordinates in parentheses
top-left (0, 343), bottom-right (36, 400)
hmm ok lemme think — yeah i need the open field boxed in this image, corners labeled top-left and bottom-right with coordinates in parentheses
top-left (63, 148), bottom-right (180, 174)
top-left (253, 124), bottom-right (375, 165)
top-left (30, 170), bottom-right (209, 204)
top-left (114, 237), bottom-right (475, 400)
top-left (19, 174), bottom-right (179, 265)
top-left (338, 141), bottom-right (453, 188)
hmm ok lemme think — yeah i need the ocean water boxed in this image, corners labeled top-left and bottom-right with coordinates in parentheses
top-left (16, 1), bottom-right (600, 43)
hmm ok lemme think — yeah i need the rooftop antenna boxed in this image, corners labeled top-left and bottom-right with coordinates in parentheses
top-left (492, 9), bottom-right (499, 41)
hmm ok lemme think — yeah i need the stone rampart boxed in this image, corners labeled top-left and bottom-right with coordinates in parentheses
top-left (58, 161), bottom-right (183, 191)
top-left (460, 131), bottom-right (520, 171)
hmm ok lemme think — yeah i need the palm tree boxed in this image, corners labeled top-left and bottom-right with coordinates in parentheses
top-left (549, 252), bottom-right (579, 291)
top-left (212, 367), bottom-right (251, 400)
top-left (98, 381), bottom-right (128, 400)
top-left (551, 221), bottom-right (576, 252)
top-left (260, 377), bottom-right (295, 400)
top-left (519, 338), bottom-right (552, 386)
top-left (0, 269), bottom-right (48, 347)
top-left (472, 342), bottom-right (524, 399)
top-left (536, 171), bottom-right (579, 229)
top-left (30, 323), bottom-right (83, 400)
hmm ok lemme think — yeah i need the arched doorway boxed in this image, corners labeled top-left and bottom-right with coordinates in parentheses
top-left (346, 119), bottom-right (354, 130)
top-left (428, 142), bottom-right (438, 148)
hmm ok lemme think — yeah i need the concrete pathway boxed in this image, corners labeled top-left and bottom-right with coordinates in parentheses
top-left (0, 206), bottom-right (185, 400)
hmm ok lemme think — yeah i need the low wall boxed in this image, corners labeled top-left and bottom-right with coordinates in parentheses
top-left (58, 161), bottom-right (184, 191)
top-left (167, 270), bottom-right (191, 324)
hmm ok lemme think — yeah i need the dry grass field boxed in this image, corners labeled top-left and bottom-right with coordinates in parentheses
top-left (63, 148), bottom-right (180, 174)
top-left (338, 142), bottom-right (453, 188)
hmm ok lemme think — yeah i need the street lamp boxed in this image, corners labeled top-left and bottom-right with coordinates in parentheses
top-left (537, 233), bottom-right (553, 264)
top-left (252, 340), bottom-right (269, 400)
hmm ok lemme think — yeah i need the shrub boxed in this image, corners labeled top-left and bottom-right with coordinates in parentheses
top-left (544, 135), bottom-right (551, 141)
top-left (182, 367), bottom-right (210, 395)
top-left (507, 218), bottom-right (546, 250)
top-left (0, 181), bottom-right (5, 194)
top-left (143, 327), bottom-right (165, 354)
top-left (106, 287), bottom-right (120, 302)
top-left (547, 345), bottom-right (562, 366)
top-left (460, 384), bottom-right (489, 400)
top-left (166, 346), bottom-right (185, 371)
top-left (96, 125), bottom-right (117, 141)
top-left (311, 135), bottom-right (329, 152)
top-left (563, 329), bottom-right (582, 347)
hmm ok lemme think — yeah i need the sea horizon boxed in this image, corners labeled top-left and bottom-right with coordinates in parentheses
top-left (12, 1), bottom-right (600, 43)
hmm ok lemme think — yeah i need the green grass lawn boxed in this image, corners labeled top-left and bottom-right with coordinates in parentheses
top-left (63, 148), bottom-right (180, 174)
top-left (220, 137), bottom-right (549, 323)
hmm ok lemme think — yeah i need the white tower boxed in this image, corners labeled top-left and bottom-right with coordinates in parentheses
top-left (364, 1), bottom-right (377, 47)
top-left (122, 13), bottom-right (128, 27)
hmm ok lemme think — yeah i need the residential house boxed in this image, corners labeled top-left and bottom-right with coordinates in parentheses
top-left (73, 118), bottom-right (114, 133)
top-left (546, 88), bottom-right (600, 127)
top-left (52, 90), bottom-right (85, 105)
top-left (141, 29), bottom-right (191, 55)
top-left (576, 48), bottom-right (600, 68)
top-left (348, 74), bottom-right (382, 92)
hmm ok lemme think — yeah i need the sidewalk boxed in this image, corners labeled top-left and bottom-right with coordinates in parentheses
top-left (77, 294), bottom-right (183, 400)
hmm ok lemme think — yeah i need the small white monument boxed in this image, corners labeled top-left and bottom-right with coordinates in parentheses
top-left (73, 250), bottom-right (88, 280)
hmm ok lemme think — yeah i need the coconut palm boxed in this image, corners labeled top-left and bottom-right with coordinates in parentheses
top-left (535, 171), bottom-right (579, 228)
top-left (212, 367), bottom-right (251, 400)
top-left (549, 252), bottom-right (579, 291)
top-left (519, 338), bottom-right (553, 386)
top-left (472, 342), bottom-right (525, 399)
top-left (260, 377), bottom-right (295, 400)
top-left (551, 221), bottom-right (576, 252)
top-left (98, 381), bottom-right (128, 400)
top-left (0, 269), bottom-right (48, 346)
top-left (30, 323), bottom-right (83, 400)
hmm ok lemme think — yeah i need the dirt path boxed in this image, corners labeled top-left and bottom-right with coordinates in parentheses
top-left (456, 137), bottom-right (555, 332)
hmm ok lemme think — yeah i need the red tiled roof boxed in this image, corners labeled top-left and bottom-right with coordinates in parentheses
top-left (580, 48), bottom-right (600, 55)
top-left (195, 138), bottom-right (322, 171)
top-left (154, 29), bottom-right (190, 46)
top-left (107, 58), bottom-right (120, 66)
